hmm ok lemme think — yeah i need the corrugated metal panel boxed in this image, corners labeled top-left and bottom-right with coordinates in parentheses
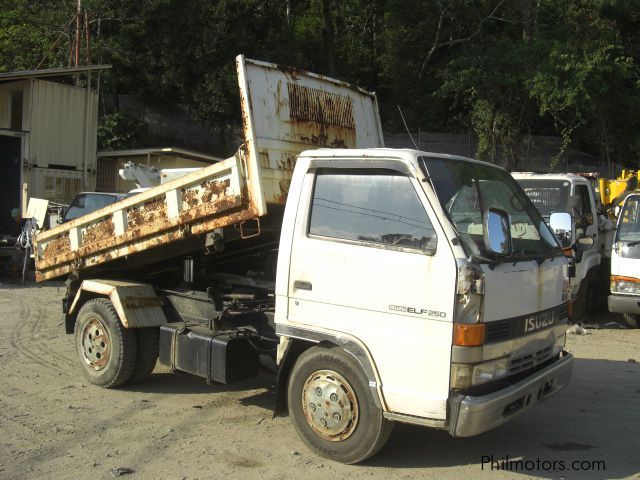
top-left (29, 79), bottom-right (98, 186)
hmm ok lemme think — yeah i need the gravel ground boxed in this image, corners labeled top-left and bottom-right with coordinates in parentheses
top-left (0, 282), bottom-right (638, 480)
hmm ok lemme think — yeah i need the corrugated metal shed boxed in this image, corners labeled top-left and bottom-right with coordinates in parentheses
top-left (0, 66), bottom-right (109, 211)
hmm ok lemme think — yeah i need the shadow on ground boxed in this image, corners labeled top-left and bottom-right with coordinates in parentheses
top-left (363, 357), bottom-right (639, 479)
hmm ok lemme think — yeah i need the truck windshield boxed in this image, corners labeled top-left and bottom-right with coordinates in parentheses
top-left (516, 179), bottom-right (571, 219)
top-left (421, 157), bottom-right (560, 261)
top-left (616, 195), bottom-right (640, 252)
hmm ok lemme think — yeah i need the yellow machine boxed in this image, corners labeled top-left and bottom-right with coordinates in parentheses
top-left (599, 170), bottom-right (640, 211)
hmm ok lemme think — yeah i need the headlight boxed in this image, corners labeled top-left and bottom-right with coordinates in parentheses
top-left (451, 357), bottom-right (510, 389)
top-left (610, 276), bottom-right (640, 294)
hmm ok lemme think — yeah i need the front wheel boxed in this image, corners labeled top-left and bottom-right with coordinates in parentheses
top-left (74, 298), bottom-right (137, 387)
top-left (287, 346), bottom-right (392, 464)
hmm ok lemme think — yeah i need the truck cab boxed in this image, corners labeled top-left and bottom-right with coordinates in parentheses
top-left (276, 150), bottom-right (573, 462)
top-left (512, 173), bottom-right (603, 321)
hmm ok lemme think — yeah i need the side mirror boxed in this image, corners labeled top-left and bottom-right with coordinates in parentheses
top-left (485, 208), bottom-right (512, 256)
top-left (549, 212), bottom-right (572, 247)
top-left (575, 235), bottom-right (594, 252)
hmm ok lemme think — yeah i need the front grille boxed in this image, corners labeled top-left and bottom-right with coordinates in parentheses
top-left (484, 303), bottom-right (568, 344)
top-left (509, 346), bottom-right (554, 375)
top-left (485, 320), bottom-right (512, 343)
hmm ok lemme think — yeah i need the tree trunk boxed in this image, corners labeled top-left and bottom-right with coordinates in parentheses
top-left (321, 0), bottom-right (335, 75)
top-left (521, 0), bottom-right (536, 42)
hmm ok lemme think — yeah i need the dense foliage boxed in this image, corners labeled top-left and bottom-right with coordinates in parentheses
top-left (2, 0), bottom-right (640, 167)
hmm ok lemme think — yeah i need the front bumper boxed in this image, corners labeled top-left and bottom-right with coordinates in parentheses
top-left (448, 352), bottom-right (573, 437)
top-left (608, 294), bottom-right (640, 315)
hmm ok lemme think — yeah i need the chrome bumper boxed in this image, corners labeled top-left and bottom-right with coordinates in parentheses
top-left (448, 352), bottom-right (573, 437)
top-left (608, 294), bottom-right (640, 315)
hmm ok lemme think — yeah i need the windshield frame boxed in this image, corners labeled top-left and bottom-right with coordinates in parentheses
top-left (418, 156), bottom-right (562, 263)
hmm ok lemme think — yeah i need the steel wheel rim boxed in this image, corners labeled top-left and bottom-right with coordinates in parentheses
top-left (80, 318), bottom-right (111, 370)
top-left (302, 369), bottom-right (359, 441)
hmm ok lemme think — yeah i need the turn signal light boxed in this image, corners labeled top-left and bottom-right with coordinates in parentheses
top-left (453, 323), bottom-right (485, 346)
top-left (611, 275), bottom-right (640, 283)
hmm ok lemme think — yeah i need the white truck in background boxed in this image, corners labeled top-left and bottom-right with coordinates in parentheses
top-left (34, 56), bottom-right (574, 464)
top-left (513, 173), bottom-right (610, 322)
top-left (609, 193), bottom-right (640, 328)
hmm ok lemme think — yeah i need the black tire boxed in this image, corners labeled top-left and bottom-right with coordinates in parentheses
top-left (287, 346), bottom-right (392, 464)
top-left (623, 314), bottom-right (640, 329)
top-left (74, 298), bottom-right (137, 388)
top-left (128, 327), bottom-right (160, 383)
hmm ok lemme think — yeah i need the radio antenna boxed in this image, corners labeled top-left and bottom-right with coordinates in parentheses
top-left (397, 104), bottom-right (418, 150)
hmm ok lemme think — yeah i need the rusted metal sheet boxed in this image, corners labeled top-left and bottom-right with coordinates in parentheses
top-left (35, 56), bottom-right (383, 282)
top-left (236, 55), bottom-right (383, 210)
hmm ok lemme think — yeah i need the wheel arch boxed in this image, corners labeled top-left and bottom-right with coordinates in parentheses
top-left (273, 325), bottom-right (386, 417)
top-left (68, 280), bottom-right (167, 331)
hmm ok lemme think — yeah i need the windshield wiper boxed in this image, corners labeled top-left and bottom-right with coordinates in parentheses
top-left (624, 240), bottom-right (640, 247)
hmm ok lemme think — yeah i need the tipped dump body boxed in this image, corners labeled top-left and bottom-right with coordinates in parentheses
top-left (34, 56), bottom-right (383, 281)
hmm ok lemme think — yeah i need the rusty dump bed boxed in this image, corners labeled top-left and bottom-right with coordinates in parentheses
top-left (34, 55), bottom-right (384, 282)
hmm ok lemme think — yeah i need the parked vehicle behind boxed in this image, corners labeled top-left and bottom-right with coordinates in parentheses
top-left (609, 193), bottom-right (640, 328)
top-left (513, 173), bottom-right (608, 322)
top-left (62, 192), bottom-right (126, 223)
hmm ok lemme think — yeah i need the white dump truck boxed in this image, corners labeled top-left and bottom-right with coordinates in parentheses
top-left (34, 56), bottom-right (574, 464)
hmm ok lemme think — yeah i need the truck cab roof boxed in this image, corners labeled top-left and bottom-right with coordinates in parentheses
top-left (511, 172), bottom-right (591, 185)
top-left (300, 148), bottom-right (502, 170)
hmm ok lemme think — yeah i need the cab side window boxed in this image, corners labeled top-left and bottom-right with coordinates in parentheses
top-left (574, 185), bottom-right (593, 228)
top-left (308, 169), bottom-right (437, 252)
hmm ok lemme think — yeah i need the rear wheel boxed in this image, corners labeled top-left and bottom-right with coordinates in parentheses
top-left (623, 314), bottom-right (640, 329)
top-left (287, 346), bottom-right (392, 464)
top-left (75, 298), bottom-right (137, 387)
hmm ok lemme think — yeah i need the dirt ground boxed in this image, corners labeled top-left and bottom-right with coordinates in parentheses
top-left (0, 282), bottom-right (638, 480)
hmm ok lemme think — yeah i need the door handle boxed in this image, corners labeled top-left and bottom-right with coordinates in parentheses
top-left (293, 280), bottom-right (312, 291)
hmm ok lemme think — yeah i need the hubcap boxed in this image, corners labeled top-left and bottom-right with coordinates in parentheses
top-left (80, 318), bottom-right (111, 370)
top-left (302, 370), bottom-right (358, 441)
